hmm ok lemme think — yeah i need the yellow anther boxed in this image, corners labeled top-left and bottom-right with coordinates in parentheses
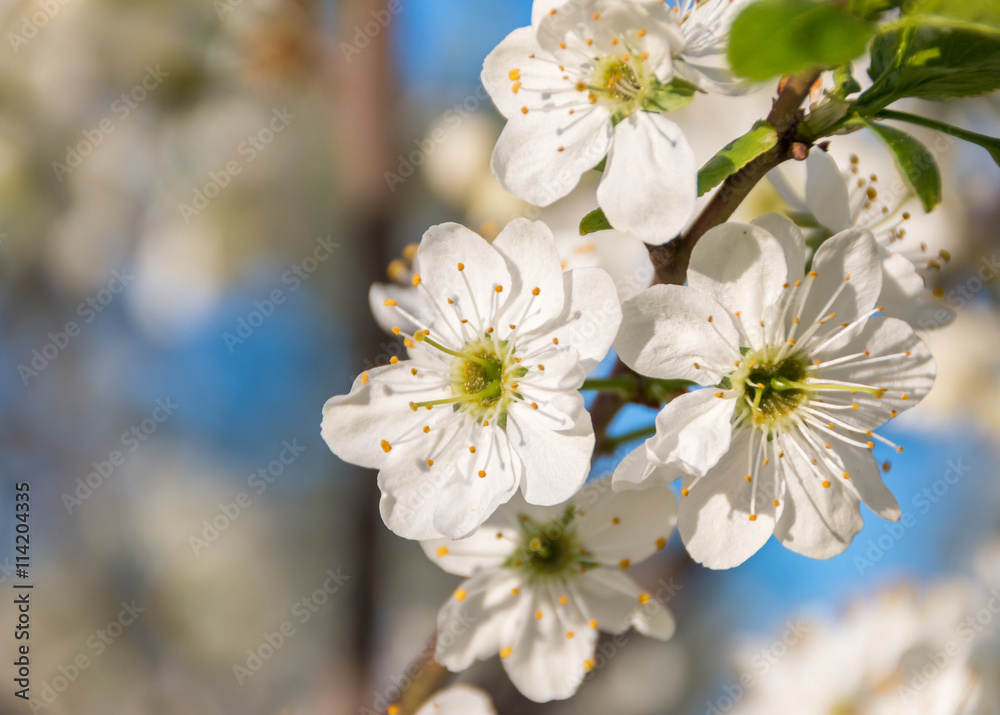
top-left (360, 372), bottom-right (368, 384)
top-left (589, 619), bottom-right (598, 628)
top-left (748, 514), bottom-right (757, 522)
top-left (655, 537), bottom-right (667, 550)
top-left (390, 356), bottom-right (398, 365)
top-left (383, 298), bottom-right (398, 307)
top-left (422, 425), bottom-right (430, 433)
top-left (681, 488), bottom-right (689, 497)
top-left (495, 285), bottom-right (504, 293)
top-left (436, 546), bottom-right (448, 557)
top-left (619, 558), bottom-right (631, 569)
top-left (566, 631), bottom-right (574, 639)
top-left (478, 470), bottom-right (486, 478)
top-left (612, 517), bottom-right (620, 525)
top-left (509, 68), bottom-right (520, 81)
top-left (457, 262), bottom-right (465, 271)
top-left (426, 459), bottom-right (434, 467)
top-left (380, 440), bottom-right (392, 453)
top-left (822, 481), bottom-right (831, 488)
top-left (454, 589), bottom-right (467, 602)
top-left (500, 647), bottom-right (513, 659)
top-left (535, 611), bottom-right (543, 620)
top-left (639, 593), bottom-right (650, 605)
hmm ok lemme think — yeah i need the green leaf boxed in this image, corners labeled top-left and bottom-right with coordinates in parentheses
top-left (728, 0), bottom-right (875, 81)
top-left (864, 121), bottom-right (942, 212)
top-left (861, 26), bottom-right (1000, 111)
top-left (697, 122), bottom-right (779, 196)
top-left (641, 78), bottom-right (699, 114)
top-left (902, 0), bottom-right (1000, 27)
top-left (876, 108), bottom-right (1000, 168)
top-left (579, 208), bottom-right (612, 236)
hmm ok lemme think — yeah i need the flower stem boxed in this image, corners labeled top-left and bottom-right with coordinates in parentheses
top-left (582, 374), bottom-right (638, 399)
top-left (646, 68), bottom-right (823, 286)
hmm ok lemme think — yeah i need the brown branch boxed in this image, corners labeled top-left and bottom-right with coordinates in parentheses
top-left (647, 69), bottom-right (823, 286)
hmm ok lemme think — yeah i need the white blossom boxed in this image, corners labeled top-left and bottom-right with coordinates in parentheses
top-left (414, 685), bottom-right (496, 715)
top-left (422, 477), bottom-right (676, 702)
top-left (323, 219), bottom-right (621, 540)
top-left (732, 583), bottom-right (994, 714)
top-left (614, 217), bottom-right (935, 568)
top-left (770, 149), bottom-right (955, 328)
top-left (482, 0), bottom-right (698, 242)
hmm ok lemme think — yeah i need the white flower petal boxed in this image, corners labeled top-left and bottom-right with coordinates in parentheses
top-left (416, 223), bottom-right (513, 333)
top-left (368, 283), bottom-right (426, 335)
top-left (321, 364), bottom-right (449, 469)
top-left (773, 433), bottom-right (864, 559)
top-left (751, 212), bottom-right (807, 284)
top-left (507, 393), bottom-right (594, 506)
top-left (421, 525), bottom-right (520, 578)
top-left (501, 586), bottom-right (597, 702)
top-left (688, 222), bottom-right (789, 348)
top-left (877, 248), bottom-right (926, 325)
top-left (415, 685), bottom-right (496, 715)
top-left (837, 444), bottom-right (901, 521)
top-left (436, 570), bottom-right (524, 671)
top-left (805, 150), bottom-right (853, 232)
top-left (612, 444), bottom-right (689, 490)
top-left (616, 284), bottom-right (739, 383)
top-left (797, 228), bottom-right (882, 334)
top-left (574, 569), bottom-right (675, 639)
top-left (433, 430), bottom-right (525, 540)
top-left (522, 266), bottom-right (621, 372)
top-left (598, 112), bottom-right (697, 243)
top-left (677, 430), bottom-right (779, 569)
top-left (646, 388), bottom-right (736, 476)
top-left (576, 477), bottom-right (677, 566)
top-left (482, 27), bottom-right (580, 119)
top-left (491, 106), bottom-right (612, 207)
top-left (491, 218), bottom-right (567, 334)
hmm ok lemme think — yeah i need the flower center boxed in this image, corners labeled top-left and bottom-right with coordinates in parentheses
top-left (590, 55), bottom-right (647, 115)
top-left (505, 507), bottom-right (598, 583)
top-left (731, 349), bottom-right (812, 430)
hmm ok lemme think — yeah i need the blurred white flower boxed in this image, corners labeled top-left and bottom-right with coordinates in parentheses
top-left (731, 583), bottom-right (996, 715)
top-left (421, 477), bottom-right (676, 702)
top-left (415, 685), bottom-right (496, 715)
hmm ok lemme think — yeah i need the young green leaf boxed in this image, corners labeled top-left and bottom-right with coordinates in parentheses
top-left (876, 109), bottom-right (1000, 168)
top-left (579, 208), bottom-right (612, 236)
top-left (865, 121), bottom-right (942, 212)
top-left (641, 78), bottom-right (699, 114)
top-left (697, 122), bottom-right (779, 197)
top-left (861, 27), bottom-right (1000, 111)
top-left (728, 0), bottom-right (875, 81)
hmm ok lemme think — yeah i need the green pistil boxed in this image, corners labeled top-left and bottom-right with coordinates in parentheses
top-left (504, 506), bottom-right (598, 582)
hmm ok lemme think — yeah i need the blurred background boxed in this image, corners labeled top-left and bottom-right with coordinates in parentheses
top-left (1, 0), bottom-right (999, 713)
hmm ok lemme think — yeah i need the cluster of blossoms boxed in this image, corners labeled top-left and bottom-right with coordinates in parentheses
top-left (322, 0), bottom-right (948, 707)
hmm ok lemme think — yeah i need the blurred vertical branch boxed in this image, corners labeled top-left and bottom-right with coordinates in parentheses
top-left (330, 0), bottom-right (397, 709)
